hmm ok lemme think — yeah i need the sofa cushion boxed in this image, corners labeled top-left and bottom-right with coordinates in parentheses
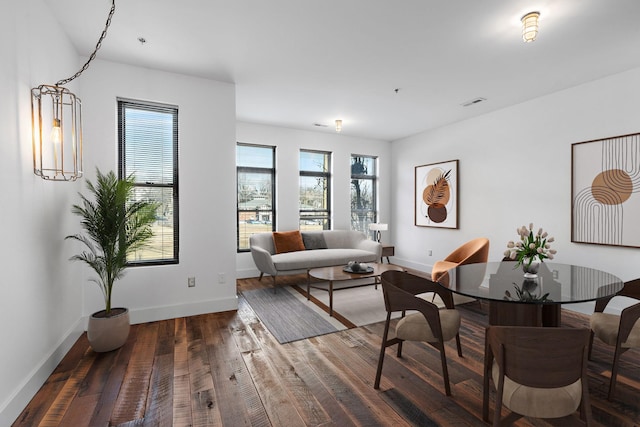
top-left (272, 248), bottom-right (377, 271)
top-left (301, 232), bottom-right (328, 250)
top-left (273, 230), bottom-right (305, 254)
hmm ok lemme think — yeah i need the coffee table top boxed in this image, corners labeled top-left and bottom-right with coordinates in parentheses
top-left (309, 263), bottom-right (403, 281)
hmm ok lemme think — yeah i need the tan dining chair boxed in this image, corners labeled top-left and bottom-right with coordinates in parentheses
top-left (589, 277), bottom-right (640, 400)
top-left (431, 237), bottom-right (490, 305)
top-left (374, 270), bottom-right (462, 396)
top-left (483, 326), bottom-right (593, 426)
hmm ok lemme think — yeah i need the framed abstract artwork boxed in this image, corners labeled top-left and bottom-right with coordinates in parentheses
top-left (415, 159), bottom-right (459, 228)
top-left (572, 133), bottom-right (640, 248)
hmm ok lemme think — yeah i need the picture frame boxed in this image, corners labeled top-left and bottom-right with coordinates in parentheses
top-left (571, 133), bottom-right (640, 248)
top-left (415, 159), bottom-right (459, 228)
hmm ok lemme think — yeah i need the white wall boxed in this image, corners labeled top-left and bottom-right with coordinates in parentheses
top-left (1, 1), bottom-right (85, 424)
top-left (1, 6), bottom-right (237, 422)
top-left (391, 66), bottom-right (640, 313)
top-left (80, 60), bottom-right (238, 323)
top-left (236, 122), bottom-right (392, 278)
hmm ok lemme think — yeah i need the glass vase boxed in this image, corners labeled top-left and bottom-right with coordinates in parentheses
top-left (522, 257), bottom-right (540, 278)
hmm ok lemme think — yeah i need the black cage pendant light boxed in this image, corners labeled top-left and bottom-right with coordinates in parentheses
top-left (31, 0), bottom-right (115, 181)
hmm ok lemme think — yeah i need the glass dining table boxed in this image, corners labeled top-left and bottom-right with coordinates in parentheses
top-left (438, 261), bottom-right (623, 326)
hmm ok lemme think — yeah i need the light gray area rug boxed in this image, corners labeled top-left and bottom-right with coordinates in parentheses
top-left (242, 282), bottom-right (444, 344)
top-left (240, 288), bottom-right (343, 344)
top-left (301, 282), bottom-right (400, 326)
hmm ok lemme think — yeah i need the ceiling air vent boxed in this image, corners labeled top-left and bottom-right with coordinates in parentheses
top-left (461, 97), bottom-right (487, 107)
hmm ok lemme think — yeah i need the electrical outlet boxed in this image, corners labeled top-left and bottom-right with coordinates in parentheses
top-left (428, 250), bottom-right (433, 256)
top-left (218, 273), bottom-right (225, 284)
top-left (188, 277), bottom-right (196, 287)
top-left (552, 270), bottom-right (559, 279)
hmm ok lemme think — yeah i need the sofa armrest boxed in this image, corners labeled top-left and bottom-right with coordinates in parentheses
top-left (355, 239), bottom-right (382, 259)
top-left (250, 245), bottom-right (278, 276)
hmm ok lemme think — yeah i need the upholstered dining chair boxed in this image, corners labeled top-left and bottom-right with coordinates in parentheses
top-left (589, 277), bottom-right (640, 400)
top-left (483, 326), bottom-right (593, 426)
top-left (374, 270), bottom-right (463, 396)
top-left (431, 237), bottom-right (490, 305)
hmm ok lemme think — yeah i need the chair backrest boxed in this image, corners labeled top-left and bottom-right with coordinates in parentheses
top-left (487, 326), bottom-right (590, 389)
top-left (444, 237), bottom-right (490, 265)
top-left (594, 277), bottom-right (640, 312)
top-left (380, 270), bottom-right (456, 313)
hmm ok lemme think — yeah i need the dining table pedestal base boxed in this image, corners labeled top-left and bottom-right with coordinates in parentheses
top-left (488, 302), bottom-right (561, 327)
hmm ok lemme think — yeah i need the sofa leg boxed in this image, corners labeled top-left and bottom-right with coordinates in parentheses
top-left (258, 272), bottom-right (264, 281)
top-left (272, 276), bottom-right (277, 293)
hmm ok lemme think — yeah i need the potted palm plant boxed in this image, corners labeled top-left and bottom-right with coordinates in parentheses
top-left (66, 169), bottom-right (157, 352)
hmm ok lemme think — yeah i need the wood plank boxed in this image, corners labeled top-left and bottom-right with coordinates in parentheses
top-left (241, 348), bottom-right (306, 426)
top-left (187, 316), bottom-right (222, 426)
top-left (293, 337), bottom-right (411, 426)
top-left (110, 322), bottom-right (159, 425)
top-left (11, 334), bottom-right (92, 427)
top-left (87, 326), bottom-right (139, 426)
top-left (37, 348), bottom-right (96, 427)
top-left (204, 314), bottom-right (270, 427)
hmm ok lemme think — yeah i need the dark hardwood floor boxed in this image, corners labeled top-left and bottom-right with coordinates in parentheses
top-left (12, 273), bottom-right (640, 426)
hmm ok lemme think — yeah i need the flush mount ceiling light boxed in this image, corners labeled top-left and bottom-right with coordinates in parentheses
top-left (521, 11), bottom-right (540, 43)
top-left (335, 119), bottom-right (343, 132)
top-left (31, 0), bottom-right (115, 181)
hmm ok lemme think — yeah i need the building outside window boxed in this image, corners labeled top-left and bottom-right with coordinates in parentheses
top-left (118, 99), bottom-right (178, 264)
top-left (351, 154), bottom-right (377, 236)
top-left (299, 150), bottom-right (331, 231)
top-left (237, 143), bottom-right (275, 251)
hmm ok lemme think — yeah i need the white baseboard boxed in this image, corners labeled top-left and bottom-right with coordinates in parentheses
top-left (0, 319), bottom-right (84, 426)
top-left (236, 268), bottom-right (260, 279)
top-left (389, 257), bottom-right (432, 274)
top-left (126, 296), bottom-right (239, 325)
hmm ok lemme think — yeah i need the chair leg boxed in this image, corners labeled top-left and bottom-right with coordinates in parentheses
top-left (374, 315), bottom-right (393, 389)
top-left (588, 330), bottom-right (595, 360)
top-left (455, 333), bottom-right (463, 357)
top-left (258, 272), bottom-right (264, 281)
top-left (493, 378), bottom-right (505, 427)
top-left (272, 276), bottom-right (277, 294)
top-left (438, 341), bottom-right (452, 396)
top-left (608, 346), bottom-right (629, 400)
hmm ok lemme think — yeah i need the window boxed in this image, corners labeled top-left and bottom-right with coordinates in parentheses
top-left (299, 150), bottom-right (331, 230)
top-left (237, 143), bottom-right (275, 251)
top-left (351, 155), bottom-right (377, 235)
top-left (118, 99), bottom-right (178, 265)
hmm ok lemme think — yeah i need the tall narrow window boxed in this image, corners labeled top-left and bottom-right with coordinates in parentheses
top-left (118, 99), bottom-right (179, 265)
top-left (237, 143), bottom-right (275, 252)
top-left (299, 150), bottom-right (331, 231)
top-left (351, 154), bottom-right (377, 235)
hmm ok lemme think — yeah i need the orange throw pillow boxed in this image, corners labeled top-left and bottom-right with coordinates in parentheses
top-left (272, 230), bottom-right (305, 254)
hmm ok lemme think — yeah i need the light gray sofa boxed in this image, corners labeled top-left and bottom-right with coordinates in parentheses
top-left (249, 230), bottom-right (382, 289)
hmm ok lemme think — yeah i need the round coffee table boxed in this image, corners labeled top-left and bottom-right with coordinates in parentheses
top-left (307, 263), bottom-right (404, 316)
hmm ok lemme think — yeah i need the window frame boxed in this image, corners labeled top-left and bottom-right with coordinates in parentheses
top-left (299, 149), bottom-right (332, 230)
top-left (236, 143), bottom-right (276, 252)
top-left (350, 154), bottom-right (378, 235)
top-left (117, 98), bottom-right (179, 266)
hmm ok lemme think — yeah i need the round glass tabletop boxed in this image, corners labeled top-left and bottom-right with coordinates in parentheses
top-left (439, 261), bottom-right (623, 305)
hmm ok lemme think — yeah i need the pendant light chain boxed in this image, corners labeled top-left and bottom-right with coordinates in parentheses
top-left (55, 0), bottom-right (116, 87)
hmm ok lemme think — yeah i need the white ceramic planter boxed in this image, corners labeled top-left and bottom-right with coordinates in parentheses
top-left (87, 307), bottom-right (130, 352)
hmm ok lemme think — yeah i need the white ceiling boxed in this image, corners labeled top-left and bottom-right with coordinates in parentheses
top-left (45, 0), bottom-right (640, 141)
